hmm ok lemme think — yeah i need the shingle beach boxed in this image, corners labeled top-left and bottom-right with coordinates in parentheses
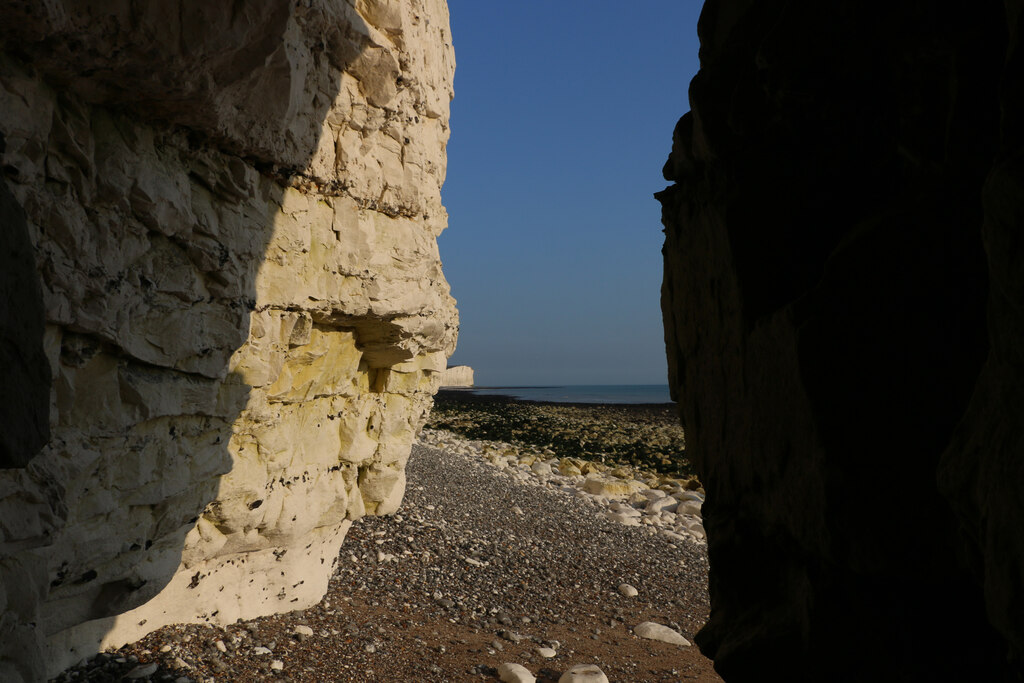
top-left (53, 399), bottom-right (720, 683)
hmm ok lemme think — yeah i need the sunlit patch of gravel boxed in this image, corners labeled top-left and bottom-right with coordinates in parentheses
top-left (344, 442), bottom-right (712, 633)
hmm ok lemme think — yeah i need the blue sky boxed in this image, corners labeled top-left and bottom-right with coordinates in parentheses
top-left (441, 1), bottom-right (703, 387)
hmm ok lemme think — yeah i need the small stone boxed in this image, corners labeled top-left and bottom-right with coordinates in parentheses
top-left (603, 510), bottom-right (641, 526)
top-left (617, 583), bottom-right (638, 597)
top-left (583, 476), bottom-right (635, 498)
top-left (645, 496), bottom-right (678, 514)
top-left (365, 644), bottom-right (377, 653)
top-left (498, 662), bottom-right (537, 683)
top-left (214, 640), bottom-right (227, 653)
top-left (124, 663), bottom-right (159, 679)
top-left (608, 500), bottom-right (637, 513)
top-left (677, 500), bottom-right (703, 516)
top-left (558, 663), bottom-right (609, 683)
top-left (536, 647), bottom-right (557, 658)
top-left (160, 645), bottom-right (172, 653)
top-left (633, 621), bottom-right (691, 646)
top-left (173, 657), bottom-right (191, 670)
top-left (270, 660), bottom-right (284, 671)
top-left (558, 460), bottom-right (582, 476)
top-left (252, 646), bottom-right (272, 656)
top-left (626, 493), bottom-right (647, 509)
top-left (676, 490), bottom-right (704, 502)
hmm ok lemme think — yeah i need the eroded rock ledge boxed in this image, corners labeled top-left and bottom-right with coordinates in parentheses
top-left (0, 1), bottom-right (456, 680)
top-left (659, 2), bottom-right (1024, 680)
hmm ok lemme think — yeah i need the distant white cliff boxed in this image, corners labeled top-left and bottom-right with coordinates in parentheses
top-left (441, 365), bottom-right (474, 387)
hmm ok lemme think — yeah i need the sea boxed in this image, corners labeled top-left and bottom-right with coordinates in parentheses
top-left (452, 384), bottom-right (674, 405)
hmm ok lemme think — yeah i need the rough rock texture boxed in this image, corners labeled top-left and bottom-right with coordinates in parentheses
top-left (0, 1), bottom-right (456, 680)
top-left (659, 1), bottom-right (1024, 681)
top-left (440, 364), bottom-right (474, 387)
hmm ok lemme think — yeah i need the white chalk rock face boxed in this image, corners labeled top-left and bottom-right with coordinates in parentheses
top-left (440, 364), bottom-right (474, 386)
top-left (0, 1), bottom-right (457, 680)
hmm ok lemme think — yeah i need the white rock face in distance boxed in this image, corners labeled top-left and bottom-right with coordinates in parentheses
top-left (0, 1), bottom-right (457, 680)
top-left (440, 364), bottom-right (475, 386)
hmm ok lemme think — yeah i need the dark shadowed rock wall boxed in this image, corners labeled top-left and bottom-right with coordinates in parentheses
top-left (659, 1), bottom-right (1024, 680)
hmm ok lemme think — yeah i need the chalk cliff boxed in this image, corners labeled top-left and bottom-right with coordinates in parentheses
top-left (0, 1), bottom-right (456, 679)
top-left (440, 365), bottom-right (474, 387)
top-left (659, 1), bottom-right (1024, 680)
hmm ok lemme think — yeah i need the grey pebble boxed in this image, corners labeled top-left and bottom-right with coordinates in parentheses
top-left (124, 663), bottom-right (158, 679)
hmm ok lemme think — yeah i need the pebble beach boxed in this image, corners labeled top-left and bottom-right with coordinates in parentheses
top-left (427, 390), bottom-right (693, 479)
top-left (52, 396), bottom-right (718, 682)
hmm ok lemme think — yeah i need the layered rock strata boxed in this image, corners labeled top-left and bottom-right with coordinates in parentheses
top-left (0, 1), bottom-right (456, 680)
top-left (659, 1), bottom-right (1023, 680)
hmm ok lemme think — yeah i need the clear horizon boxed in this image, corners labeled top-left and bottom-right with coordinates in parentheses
top-left (440, 2), bottom-right (703, 387)
top-left (446, 381), bottom-right (669, 388)
top-left (443, 383), bottom-right (675, 406)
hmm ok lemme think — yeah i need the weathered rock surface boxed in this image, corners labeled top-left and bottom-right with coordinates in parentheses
top-left (440, 364), bottom-right (474, 387)
top-left (659, 1), bottom-right (1024, 680)
top-left (0, 1), bottom-right (456, 680)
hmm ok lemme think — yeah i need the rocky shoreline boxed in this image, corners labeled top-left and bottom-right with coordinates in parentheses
top-left (418, 428), bottom-right (706, 544)
top-left (51, 401), bottom-right (717, 683)
top-left (427, 391), bottom-right (692, 479)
